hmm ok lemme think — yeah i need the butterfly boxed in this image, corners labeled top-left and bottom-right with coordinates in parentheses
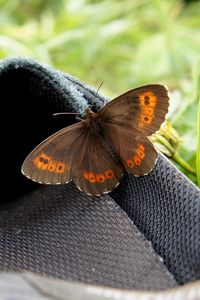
top-left (21, 84), bottom-right (169, 196)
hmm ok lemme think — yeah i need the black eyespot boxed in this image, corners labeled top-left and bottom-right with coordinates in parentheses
top-left (144, 96), bottom-right (150, 105)
top-left (39, 157), bottom-right (49, 164)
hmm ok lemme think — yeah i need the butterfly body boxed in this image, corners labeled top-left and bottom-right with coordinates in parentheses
top-left (22, 84), bottom-right (169, 196)
top-left (84, 108), bottom-right (103, 135)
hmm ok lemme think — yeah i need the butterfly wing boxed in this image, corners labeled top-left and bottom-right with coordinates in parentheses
top-left (98, 84), bottom-right (169, 136)
top-left (102, 123), bottom-right (158, 176)
top-left (22, 121), bottom-right (124, 195)
top-left (73, 131), bottom-right (124, 196)
top-left (21, 122), bottom-right (86, 185)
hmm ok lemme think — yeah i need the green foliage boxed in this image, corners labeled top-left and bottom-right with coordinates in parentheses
top-left (0, 0), bottom-right (199, 185)
top-left (197, 91), bottom-right (200, 187)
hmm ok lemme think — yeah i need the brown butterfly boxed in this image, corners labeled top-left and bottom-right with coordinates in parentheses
top-left (21, 84), bottom-right (169, 196)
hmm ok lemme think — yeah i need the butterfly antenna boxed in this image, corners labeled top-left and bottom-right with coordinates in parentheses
top-left (96, 81), bottom-right (108, 107)
top-left (53, 112), bottom-right (80, 116)
top-left (96, 81), bottom-right (104, 94)
top-left (53, 112), bottom-right (84, 122)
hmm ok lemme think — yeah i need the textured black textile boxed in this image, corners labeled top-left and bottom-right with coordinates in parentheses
top-left (112, 156), bottom-right (200, 284)
top-left (0, 57), bottom-right (199, 290)
top-left (0, 185), bottom-right (176, 290)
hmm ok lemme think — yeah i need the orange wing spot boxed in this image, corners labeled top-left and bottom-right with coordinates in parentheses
top-left (96, 173), bottom-right (106, 183)
top-left (139, 91), bottom-right (157, 107)
top-left (141, 115), bottom-right (153, 124)
top-left (41, 152), bottom-right (51, 160)
top-left (133, 155), bottom-right (141, 166)
top-left (33, 152), bottom-right (50, 170)
top-left (138, 144), bottom-right (144, 151)
top-left (47, 160), bottom-right (57, 172)
top-left (136, 144), bottom-right (145, 159)
top-left (33, 152), bottom-right (67, 174)
top-left (104, 169), bottom-right (114, 179)
top-left (88, 172), bottom-right (96, 183)
top-left (139, 91), bottom-right (157, 127)
top-left (56, 162), bottom-right (65, 174)
top-left (143, 107), bottom-right (154, 116)
top-left (33, 156), bottom-right (42, 169)
top-left (136, 148), bottom-right (145, 159)
top-left (83, 171), bottom-right (89, 180)
top-left (126, 159), bottom-right (134, 168)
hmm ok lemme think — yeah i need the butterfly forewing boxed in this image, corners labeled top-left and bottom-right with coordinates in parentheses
top-left (22, 122), bottom-right (86, 184)
top-left (98, 84), bottom-right (169, 136)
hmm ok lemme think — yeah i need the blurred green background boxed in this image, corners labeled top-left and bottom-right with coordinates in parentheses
top-left (0, 0), bottom-right (199, 185)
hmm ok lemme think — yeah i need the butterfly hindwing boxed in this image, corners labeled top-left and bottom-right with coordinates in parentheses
top-left (74, 132), bottom-right (124, 196)
top-left (103, 123), bottom-right (158, 176)
top-left (98, 84), bottom-right (169, 136)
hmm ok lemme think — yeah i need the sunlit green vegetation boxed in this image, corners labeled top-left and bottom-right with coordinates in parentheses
top-left (0, 0), bottom-right (199, 185)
